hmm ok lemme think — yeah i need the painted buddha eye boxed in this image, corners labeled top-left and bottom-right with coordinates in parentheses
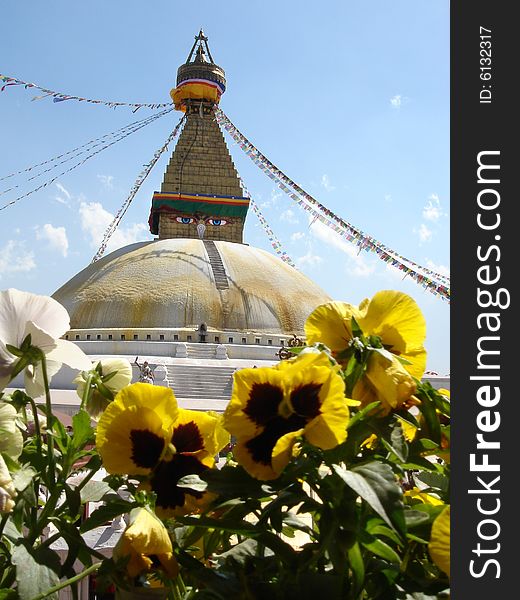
top-left (206, 218), bottom-right (227, 226)
top-left (176, 216), bottom-right (195, 224)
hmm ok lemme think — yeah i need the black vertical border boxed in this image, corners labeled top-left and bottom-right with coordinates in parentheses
top-left (452, 2), bottom-right (515, 597)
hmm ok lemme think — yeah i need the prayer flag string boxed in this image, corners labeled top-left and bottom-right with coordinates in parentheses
top-left (0, 73), bottom-right (172, 111)
top-left (0, 109), bottom-right (173, 198)
top-left (92, 115), bottom-right (186, 262)
top-left (235, 172), bottom-right (295, 267)
top-left (0, 109), bottom-right (173, 212)
top-left (215, 108), bottom-right (450, 303)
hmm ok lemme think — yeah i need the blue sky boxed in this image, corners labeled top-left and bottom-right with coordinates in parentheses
top-left (0, 1), bottom-right (450, 373)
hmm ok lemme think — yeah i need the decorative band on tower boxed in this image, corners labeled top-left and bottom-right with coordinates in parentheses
top-left (170, 29), bottom-right (227, 112)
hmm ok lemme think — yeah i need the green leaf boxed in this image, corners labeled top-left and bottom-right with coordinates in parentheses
top-left (11, 544), bottom-right (60, 600)
top-left (79, 480), bottom-right (113, 503)
top-left (431, 390), bottom-right (450, 417)
top-left (80, 496), bottom-right (134, 532)
top-left (350, 316), bottom-right (363, 338)
top-left (72, 410), bottom-right (94, 449)
top-left (399, 457), bottom-right (439, 471)
top-left (177, 474), bottom-right (208, 492)
top-left (6, 389), bottom-right (33, 412)
top-left (359, 531), bottom-right (401, 564)
top-left (347, 541), bottom-right (365, 597)
top-left (416, 438), bottom-right (439, 451)
top-left (416, 387), bottom-right (441, 444)
top-left (379, 422), bottom-right (408, 462)
top-left (64, 485), bottom-right (82, 521)
top-left (333, 462), bottom-right (405, 535)
top-left (404, 509), bottom-right (431, 529)
top-left (201, 465), bottom-right (266, 497)
top-left (416, 472), bottom-right (449, 493)
top-left (1, 516), bottom-right (21, 540)
top-left (5, 344), bottom-right (24, 358)
top-left (214, 538), bottom-right (259, 566)
top-left (347, 401), bottom-right (382, 430)
top-left (12, 465), bottom-right (37, 492)
top-left (395, 410), bottom-right (421, 429)
top-left (0, 590), bottom-right (18, 600)
top-left (178, 515), bottom-right (297, 566)
top-left (177, 515), bottom-right (260, 538)
top-left (282, 513), bottom-right (313, 534)
top-left (365, 517), bottom-right (403, 546)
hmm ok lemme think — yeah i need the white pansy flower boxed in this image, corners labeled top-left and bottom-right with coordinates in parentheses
top-left (74, 357), bottom-right (133, 418)
top-left (0, 401), bottom-right (23, 459)
top-left (0, 454), bottom-right (16, 514)
top-left (0, 289), bottom-right (92, 397)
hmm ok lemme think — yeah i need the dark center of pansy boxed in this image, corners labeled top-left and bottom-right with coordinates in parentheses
top-left (244, 383), bottom-right (283, 425)
top-left (245, 414), bottom-right (307, 466)
top-left (151, 455), bottom-right (208, 510)
top-left (290, 383), bottom-right (322, 419)
top-left (171, 421), bottom-right (204, 453)
top-left (130, 429), bottom-right (165, 469)
top-left (243, 381), bottom-right (324, 467)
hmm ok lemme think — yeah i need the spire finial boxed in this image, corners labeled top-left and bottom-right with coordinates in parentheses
top-left (186, 28), bottom-right (214, 64)
top-left (172, 30), bottom-right (226, 112)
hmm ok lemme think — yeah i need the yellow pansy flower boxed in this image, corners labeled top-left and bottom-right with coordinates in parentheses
top-left (224, 352), bottom-right (354, 480)
top-left (429, 505), bottom-right (450, 578)
top-left (114, 507), bottom-right (178, 579)
top-left (305, 290), bottom-right (427, 378)
top-left (96, 383), bottom-right (179, 475)
top-left (145, 409), bottom-right (229, 518)
top-left (305, 291), bottom-right (427, 413)
top-left (353, 351), bottom-right (418, 415)
top-left (404, 487), bottom-right (444, 506)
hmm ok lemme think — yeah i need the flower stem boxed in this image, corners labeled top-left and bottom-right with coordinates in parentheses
top-left (27, 395), bottom-right (42, 456)
top-left (40, 354), bottom-right (56, 486)
top-left (0, 514), bottom-right (8, 538)
top-left (28, 562), bottom-right (101, 600)
top-left (80, 373), bottom-right (94, 412)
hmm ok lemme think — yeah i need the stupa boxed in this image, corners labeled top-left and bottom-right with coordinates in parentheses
top-left (49, 31), bottom-right (333, 413)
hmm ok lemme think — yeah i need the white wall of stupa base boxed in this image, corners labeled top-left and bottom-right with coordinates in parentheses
top-left (64, 328), bottom-right (296, 349)
top-left (7, 338), bottom-right (450, 418)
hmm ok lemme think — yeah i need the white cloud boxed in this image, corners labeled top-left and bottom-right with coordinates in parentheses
top-left (35, 223), bottom-right (69, 257)
top-left (390, 95), bottom-right (410, 109)
top-left (309, 220), bottom-right (375, 277)
top-left (0, 240), bottom-right (36, 277)
top-left (56, 182), bottom-right (71, 200)
top-left (280, 209), bottom-right (299, 224)
top-left (79, 201), bottom-right (148, 252)
top-left (321, 174), bottom-right (336, 192)
top-left (384, 194), bottom-right (392, 203)
top-left (97, 175), bottom-right (115, 189)
top-left (422, 193), bottom-right (445, 222)
top-left (260, 189), bottom-right (282, 209)
top-left (390, 95), bottom-right (402, 108)
top-left (54, 182), bottom-right (71, 204)
top-left (416, 223), bottom-right (433, 243)
top-left (296, 250), bottom-right (323, 268)
top-left (291, 231), bottom-right (305, 242)
top-left (426, 259), bottom-right (450, 278)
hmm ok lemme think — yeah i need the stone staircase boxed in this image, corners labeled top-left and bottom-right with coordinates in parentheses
top-left (165, 364), bottom-right (235, 401)
top-left (203, 240), bottom-right (229, 290)
top-left (186, 343), bottom-right (218, 359)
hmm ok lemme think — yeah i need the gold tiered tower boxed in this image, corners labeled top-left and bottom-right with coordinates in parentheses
top-left (149, 30), bottom-right (249, 244)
